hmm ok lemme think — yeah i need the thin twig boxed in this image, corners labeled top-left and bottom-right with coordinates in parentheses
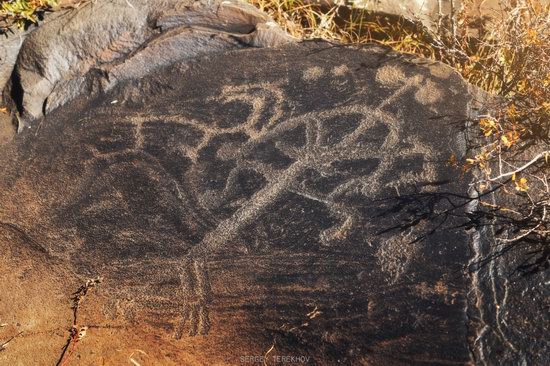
top-left (0, 332), bottom-right (22, 352)
top-left (484, 151), bottom-right (550, 182)
top-left (56, 278), bottom-right (101, 366)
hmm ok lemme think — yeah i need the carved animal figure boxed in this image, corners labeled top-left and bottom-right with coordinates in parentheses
top-left (0, 42), bottom-right (481, 365)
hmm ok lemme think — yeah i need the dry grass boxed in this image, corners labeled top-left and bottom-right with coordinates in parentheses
top-left (0, 0), bottom-right (57, 31)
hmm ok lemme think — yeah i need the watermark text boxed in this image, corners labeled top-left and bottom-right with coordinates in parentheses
top-left (240, 355), bottom-right (310, 364)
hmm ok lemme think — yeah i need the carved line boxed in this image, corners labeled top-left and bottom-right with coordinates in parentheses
top-left (174, 80), bottom-right (423, 336)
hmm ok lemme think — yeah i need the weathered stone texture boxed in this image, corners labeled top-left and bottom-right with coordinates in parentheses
top-left (2, 0), bottom-right (291, 130)
top-left (0, 40), bottom-right (482, 365)
top-left (0, 2), bottom-right (547, 365)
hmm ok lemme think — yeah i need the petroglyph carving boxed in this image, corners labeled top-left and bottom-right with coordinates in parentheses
top-left (175, 259), bottom-right (212, 338)
top-left (303, 66), bottom-right (324, 81)
top-left (376, 227), bottom-right (421, 284)
top-left (415, 79), bottom-right (444, 105)
top-left (5, 47), bottom-right (459, 343)
top-left (0, 39), bottom-right (494, 365)
top-left (376, 64), bottom-right (407, 87)
top-left (26, 65), bottom-right (447, 338)
top-left (332, 64), bottom-right (350, 77)
top-left (151, 77), bottom-right (443, 336)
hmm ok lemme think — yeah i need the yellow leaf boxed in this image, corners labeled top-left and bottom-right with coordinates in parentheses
top-left (479, 117), bottom-right (498, 137)
top-left (526, 29), bottom-right (538, 43)
top-left (517, 80), bottom-right (527, 93)
top-left (515, 177), bottom-right (529, 192)
top-left (0, 107), bottom-right (7, 114)
top-left (501, 131), bottom-right (519, 148)
top-left (501, 135), bottom-right (510, 147)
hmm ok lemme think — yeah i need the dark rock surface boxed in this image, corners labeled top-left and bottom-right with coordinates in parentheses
top-left (467, 156), bottom-right (550, 365)
top-left (468, 223), bottom-right (550, 365)
top-left (0, 3), bottom-right (548, 364)
top-left (1, 39), bottom-right (483, 365)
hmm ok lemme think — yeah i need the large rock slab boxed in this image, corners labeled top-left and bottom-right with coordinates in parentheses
top-left (0, 40), bottom-right (488, 365)
top-left (1, 0), bottom-right (291, 131)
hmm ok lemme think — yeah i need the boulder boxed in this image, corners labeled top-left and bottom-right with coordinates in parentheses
top-left (0, 2), bottom-right (547, 365)
top-left (2, 0), bottom-right (292, 130)
top-left (1, 38), bottom-right (483, 365)
top-left (351, 0), bottom-right (451, 27)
